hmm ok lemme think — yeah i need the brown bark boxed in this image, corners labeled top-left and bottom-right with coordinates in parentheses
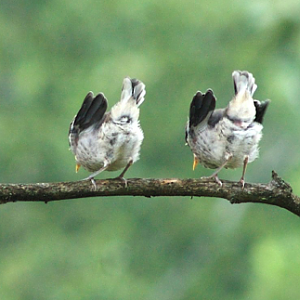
top-left (0, 171), bottom-right (299, 216)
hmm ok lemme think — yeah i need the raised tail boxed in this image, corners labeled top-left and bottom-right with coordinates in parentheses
top-left (226, 70), bottom-right (257, 125)
top-left (110, 77), bottom-right (146, 124)
top-left (120, 77), bottom-right (146, 107)
top-left (232, 70), bottom-right (257, 97)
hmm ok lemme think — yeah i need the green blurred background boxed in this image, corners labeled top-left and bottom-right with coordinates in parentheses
top-left (1, 0), bottom-right (300, 299)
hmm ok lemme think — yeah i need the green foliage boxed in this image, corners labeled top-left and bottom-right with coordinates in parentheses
top-left (1, 0), bottom-right (300, 299)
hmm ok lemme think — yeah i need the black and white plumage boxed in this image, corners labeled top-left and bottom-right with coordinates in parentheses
top-left (69, 77), bottom-right (146, 185)
top-left (185, 70), bottom-right (270, 186)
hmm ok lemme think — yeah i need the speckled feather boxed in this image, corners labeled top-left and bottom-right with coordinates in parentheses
top-left (186, 71), bottom-right (269, 173)
top-left (69, 77), bottom-right (145, 176)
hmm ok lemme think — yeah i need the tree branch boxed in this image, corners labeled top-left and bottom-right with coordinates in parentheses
top-left (0, 171), bottom-right (299, 216)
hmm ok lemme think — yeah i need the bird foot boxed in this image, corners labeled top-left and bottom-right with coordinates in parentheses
top-left (239, 178), bottom-right (245, 189)
top-left (201, 174), bottom-right (223, 187)
top-left (90, 178), bottom-right (97, 190)
top-left (82, 175), bottom-right (97, 190)
top-left (114, 176), bottom-right (128, 188)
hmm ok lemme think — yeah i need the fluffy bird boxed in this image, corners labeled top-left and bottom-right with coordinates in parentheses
top-left (69, 77), bottom-right (146, 186)
top-left (185, 70), bottom-right (269, 186)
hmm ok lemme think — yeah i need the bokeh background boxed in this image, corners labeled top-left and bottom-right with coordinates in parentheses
top-left (1, 0), bottom-right (300, 299)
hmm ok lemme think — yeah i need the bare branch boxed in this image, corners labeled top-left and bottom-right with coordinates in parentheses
top-left (0, 171), bottom-right (299, 216)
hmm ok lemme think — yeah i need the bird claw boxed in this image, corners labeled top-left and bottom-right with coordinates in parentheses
top-left (239, 178), bottom-right (245, 189)
top-left (90, 178), bottom-right (97, 190)
top-left (81, 175), bottom-right (97, 190)
top-left (201, 175), bottom-right (223, 187)
top-left (215, 176), bottom-right (223, 187)
top-left (115, 176), bottom-right (128, 188)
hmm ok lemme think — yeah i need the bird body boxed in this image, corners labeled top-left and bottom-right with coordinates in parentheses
top-left (188, 111), bottom-right (262, 170)
top-left (186, 71), bottom-right (269, 185)
top-left (69, 78), bottom-right (145, 183)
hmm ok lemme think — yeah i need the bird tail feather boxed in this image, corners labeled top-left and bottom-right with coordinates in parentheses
top-left (120, 77), bottom-right (146, 107)
top-left (232, 70), bottom-right (257, 97)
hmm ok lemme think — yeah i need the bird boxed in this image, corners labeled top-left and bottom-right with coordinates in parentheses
top-left (185, 70), bottom-right (269, 187)
top-left (68, 77), bottom-right (146, 187)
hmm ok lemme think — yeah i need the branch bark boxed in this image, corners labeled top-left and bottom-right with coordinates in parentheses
top-left (0, 171), bottom-right (299, 216)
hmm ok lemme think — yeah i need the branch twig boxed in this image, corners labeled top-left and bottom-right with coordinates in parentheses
top-left (0, 171), bottom-right (299, 216)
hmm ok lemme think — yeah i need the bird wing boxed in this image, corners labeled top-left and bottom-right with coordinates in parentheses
top-left (189, 89), bottom-right (216, 129)
top-left (254, 100), bottom-right (270, 124)
top-left (69, 92), bottom-right (108, 135)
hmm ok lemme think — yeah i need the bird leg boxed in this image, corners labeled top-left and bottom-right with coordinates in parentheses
top-left (201, 154), bottom-right (233, 187)
top-left (115, 159), bottom-right (133, 187)
top-left (239, 155), bottom-right (249, 188)
top-left (83, 164), bottom-right (108, 190)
